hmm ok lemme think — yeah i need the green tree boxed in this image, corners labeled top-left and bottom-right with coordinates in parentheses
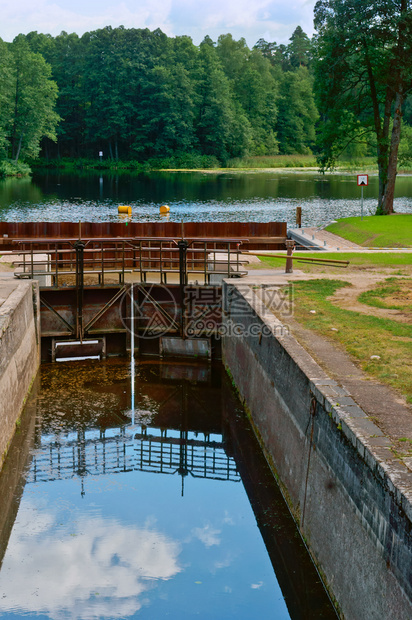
top-left (217, 34), bottom-right (278, 155)
top-left (288, 26), bottom-right (313, 68)
top-left (398, 122), bottom-right (412, 167)
top-left (253, 39), bottom-right (290, 70)
top-left (81, 26), bottom-right (133, 159)
top-left (26, 30), bottom-right (85, 158)
top-left (0, 38), bottom-right (14, 158)
top-left (9, 36), bottom-right (59, 161)
top-left (131, 32), bottom-right (197, 158)
top-left (277, 66), bottom-right (318, 153)
top-left (314, 0), bottom-right (412, 214)
top-left (195, 37), bottom-right (251, 161)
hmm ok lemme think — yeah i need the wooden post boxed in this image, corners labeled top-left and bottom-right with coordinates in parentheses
top-left (285, 240), bottom-right (294, 274)
top-left (296, 206), bottom-right (302, 228)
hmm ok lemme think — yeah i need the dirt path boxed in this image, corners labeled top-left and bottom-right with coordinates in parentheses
top-left (326, 273), bottom-right (412, 323)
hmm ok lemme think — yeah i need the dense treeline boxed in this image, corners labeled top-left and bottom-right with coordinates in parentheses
top-left (1, 14), bottom-right (411, 215)
top-left (0, 35), bottom-right (59, 169)
top-left (0, 25), bottom-right (317, 166)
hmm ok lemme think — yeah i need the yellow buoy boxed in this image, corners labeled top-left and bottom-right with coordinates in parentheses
top-left (118, 205), bottom-right (132, 215)
top-left (159, 204), bottom-right (170, 214)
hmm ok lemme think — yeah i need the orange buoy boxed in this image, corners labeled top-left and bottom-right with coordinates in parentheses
top-left (159, 204), bottom-right (170, 214)
top-left (118, 205), bottom-right (132, 215)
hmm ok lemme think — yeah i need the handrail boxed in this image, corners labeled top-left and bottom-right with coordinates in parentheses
top-left (12, 236), bottom-right (248, 286)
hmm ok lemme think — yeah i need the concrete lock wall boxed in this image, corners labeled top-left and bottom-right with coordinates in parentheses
top-left (222, 281), bottom-right (412, 620)
top-left (0, 281), bottom-right (40, 470)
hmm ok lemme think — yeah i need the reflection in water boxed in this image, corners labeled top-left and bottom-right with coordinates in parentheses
top-left (0, 170), bottom-right (411, 227)
top-left (2, 510), bottom-right (181, 619)
top-left (0, 360), bottom-right (337, 619)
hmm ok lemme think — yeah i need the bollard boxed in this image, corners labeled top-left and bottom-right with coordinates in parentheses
top-left (285, 240), bottom-right (294, 274)
top-left (296, 206), bottom-right (302, 228)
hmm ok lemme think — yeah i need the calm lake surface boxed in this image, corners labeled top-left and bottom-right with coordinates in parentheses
top-left (0, 170), bottom-right (411, 228)
top-left (0, 359), bottom-right (336, 620)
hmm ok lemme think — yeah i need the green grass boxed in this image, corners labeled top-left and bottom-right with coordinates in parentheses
top-left (31, 154), bottom-right (221, 171)
top-left (325, 215), bottom-right (412, 248)
top-left (358, 277), bottom-right (412, 311)
top-left (334, 156), bottom-right (378, 172)
top-left (259, 252), bottom-right (412, 271)
top-left (287, 279), bottom-right (412, 403)
top-left (226, 154), bottom-right (318, 168)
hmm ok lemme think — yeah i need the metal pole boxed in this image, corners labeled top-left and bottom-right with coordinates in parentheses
top-left (241, 250), bottom-right (349, 265)
top-left (131, 283), bottom-right (135, 426)
top-left (361, 186), bottom-right (364, 221)
top-left (177, 239), bottom-right (188, 338)
top-left (74, 240), bottom-right (86, 342)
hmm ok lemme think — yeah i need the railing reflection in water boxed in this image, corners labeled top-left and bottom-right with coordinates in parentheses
top-left (28, 425), bottom-right (240, 489)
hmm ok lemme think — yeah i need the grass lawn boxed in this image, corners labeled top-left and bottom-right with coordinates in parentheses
top-left (325, 214), bottom-right (412, 248)
top-left (286, 279), bottom-right (412, 404)
top-left (255, 252), bottom-right (412, 403)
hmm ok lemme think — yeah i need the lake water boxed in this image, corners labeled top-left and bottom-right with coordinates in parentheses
top-left (0, 359), bottom-right (336, 619)
top-left (0, 170), bottom-right (411, 228)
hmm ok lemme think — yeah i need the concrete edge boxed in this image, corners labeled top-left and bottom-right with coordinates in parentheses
top-left (231, 281), bottom-right (412, 522)
top-left (0, 280), bottom-right (33, 326)
top-left (0, 280), bottom-right (40, 471)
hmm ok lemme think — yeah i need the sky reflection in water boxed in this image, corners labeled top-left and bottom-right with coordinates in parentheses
top-left (0, 360), bottom-right (295, 620)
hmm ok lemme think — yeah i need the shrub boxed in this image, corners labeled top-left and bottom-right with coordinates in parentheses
top-left (0, 160), bottom-right (31, 178)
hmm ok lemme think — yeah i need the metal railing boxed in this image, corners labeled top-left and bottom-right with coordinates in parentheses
top-left (12, 237), bottom-right (248, 287)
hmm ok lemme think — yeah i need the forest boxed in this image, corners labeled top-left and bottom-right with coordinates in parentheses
top-left (0, 26), bottom-right (318, 166)
top-left (0, 1), bottom-right (411, 214)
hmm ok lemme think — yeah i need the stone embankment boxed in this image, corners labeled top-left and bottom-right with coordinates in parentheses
top-left (222, 280), bottom-right (412, 620)
top-left (0, 277), bottom-right (40, 470)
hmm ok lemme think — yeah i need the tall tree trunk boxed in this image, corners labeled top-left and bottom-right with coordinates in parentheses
top-left (376, 86), bottom-right (394, 211)
top-left (376, 143), bottom-right (388, 211)
top-left (382, 88), bottom-right (404, 215)
top-left (381, 0), bottom-right (407, 215)
top-left (363, 44), bottom-right (391, 213)
top-left (14, 132), bottom-right (24, 162)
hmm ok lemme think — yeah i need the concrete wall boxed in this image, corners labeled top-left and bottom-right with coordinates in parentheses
top-left (0, 280), bottom-right (40, 470)
top-left (222, 281), bottom-right (412, 620)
